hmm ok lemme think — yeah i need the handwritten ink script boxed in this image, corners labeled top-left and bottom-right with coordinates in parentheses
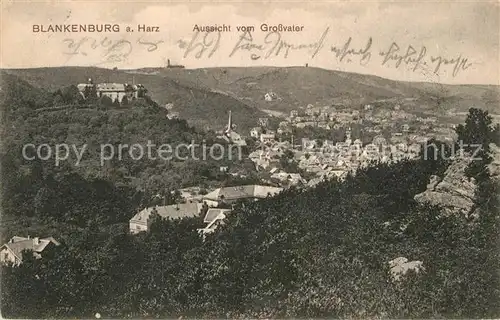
top-left (62, 36), bottom-right (163, 65)
top-left (228, 28), bottom-right (329, 60)
top-left (60, 28), bottom-right (474, 78)
top-left (177, 30), bottom-right (473, 77)
top-left (62, 37), bottom-right (132, 65)
top-left (379, 42), bottom-right (472, 77)
top-left (177, 31), bottom-right (221, 59)
top-left (331, 37), bottom-right (372, 66)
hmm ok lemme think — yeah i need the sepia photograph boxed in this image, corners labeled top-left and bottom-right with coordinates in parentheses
top-left (0, 1), bottom-right (499, 318)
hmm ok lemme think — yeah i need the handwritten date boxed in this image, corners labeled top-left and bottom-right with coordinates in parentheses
top-left (62, 37), bottom-right (132, 65)
top-left (177, 31), bottom-right (221, 59)
top-left (62, 36), bottom-right (164, 65)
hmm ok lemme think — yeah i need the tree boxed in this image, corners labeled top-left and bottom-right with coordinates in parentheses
top-left (100, 95), bottom-right (113, 107)
top-left (61, 85), bottom-right (84, 105)
top-left (279, 150), bottom-right (301, 173)
top-left (121, 96), bottom-right (129, 106)
top-left (200, 202), bottom-right (209, 218)
top-left (53, 94), bottom-right (64, 106)
top-left (419, 138), bottom-right (452, 177)
top-left (83, 85), bottom-right (98, 103)
top-left (83, 85), bottom-right (91, 100)
top-left (455, 108), bottom-right (495, 153)
top-left (455, 108), bottom-right (497, 181)
top-left (90, 85), bottom-right (99, 101)
top-left (137, 87), bottom-right (148, 98)
top-left (34, 186), bottom-right (56, 217)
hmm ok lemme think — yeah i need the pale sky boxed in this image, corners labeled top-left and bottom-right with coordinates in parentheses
top-left (1, 1), bottom-right (499, 85)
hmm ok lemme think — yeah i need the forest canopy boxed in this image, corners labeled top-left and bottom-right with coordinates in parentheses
top-left (0, 72), bottom-right (499, 319)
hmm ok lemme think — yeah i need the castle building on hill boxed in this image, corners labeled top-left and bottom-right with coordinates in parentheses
top-left (77, 78), bottom-right (146, 103)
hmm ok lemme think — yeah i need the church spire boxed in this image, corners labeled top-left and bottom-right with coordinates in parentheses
top-left (225, 110), bottom-right (233, 133)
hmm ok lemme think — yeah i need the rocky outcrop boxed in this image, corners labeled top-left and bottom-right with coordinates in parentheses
top-left (487, 143), bottom-right (500, 179)
top-left (388, 257), bottom-right (425, 281)
top-left (414, 156), bottom-right (477, 216)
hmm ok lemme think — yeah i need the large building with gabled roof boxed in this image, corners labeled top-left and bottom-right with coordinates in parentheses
top-left (202, 185), bottom-right (282, 207)
top-left (129, 202), bottom-right (204, 234)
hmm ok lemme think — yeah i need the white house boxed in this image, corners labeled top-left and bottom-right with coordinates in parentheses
top-left (260, 133), bottom-right (276, 143)
top-left (264, 92), bottom-right (278, 101)
top-left (250, 127), bottom-right (263, 138)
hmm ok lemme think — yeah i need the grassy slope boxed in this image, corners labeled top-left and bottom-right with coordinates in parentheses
top-left (156, 66), bottom-right (500, 114)
top-left (4, 66), bottom-right (499, 128)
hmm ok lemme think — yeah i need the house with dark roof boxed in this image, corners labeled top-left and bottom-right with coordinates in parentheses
top-left (129, 202), bottom-right (204, 234)
top-left (0, 236), bottom-right (60, 266)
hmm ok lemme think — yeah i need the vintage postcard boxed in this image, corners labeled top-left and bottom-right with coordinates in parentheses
top-left (1, 1), bottom-right (499, 318)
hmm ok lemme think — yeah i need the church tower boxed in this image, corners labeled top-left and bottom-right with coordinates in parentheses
top-left (345, 127), bottom-right (352, 146)
top-left (225, 110), bottom-right (233, 134)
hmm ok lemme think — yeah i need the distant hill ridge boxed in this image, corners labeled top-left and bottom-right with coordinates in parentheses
top-left (134, 66), bottom-right (500, 115)
top-left (3, 66), bottom-right (499, 131)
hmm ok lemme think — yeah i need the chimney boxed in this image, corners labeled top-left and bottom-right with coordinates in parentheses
top-left (167, 59), bottom-right (171, 67)
top-left (33, 237), bottom-right (39, 246)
